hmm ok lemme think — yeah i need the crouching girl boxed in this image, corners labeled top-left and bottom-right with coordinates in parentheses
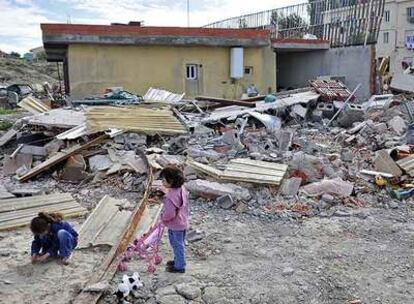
top-left (30, 212), bottom-right (78, 265)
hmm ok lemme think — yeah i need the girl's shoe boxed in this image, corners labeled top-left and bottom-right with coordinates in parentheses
top-left (166, 260), bottom-right (174, 267)
top-left (165, 265), bottom-right (185, 273)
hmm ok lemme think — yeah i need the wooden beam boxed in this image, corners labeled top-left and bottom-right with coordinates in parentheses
top-left (18, 135), bottom-right (107, 182)
top-left (72, 152), bottom-right (153, 304)
top-left (195, 96), bottom-right (256, 108)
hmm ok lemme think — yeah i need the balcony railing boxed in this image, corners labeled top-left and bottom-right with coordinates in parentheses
top-left (204, 0), bottom-right (386, 48)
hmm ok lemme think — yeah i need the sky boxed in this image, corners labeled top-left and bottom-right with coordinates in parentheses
top-left (0, 0), bottom-right (304, 55)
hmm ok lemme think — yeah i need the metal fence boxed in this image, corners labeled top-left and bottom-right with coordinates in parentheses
top-left (204, 0), bottom-right (385, 47)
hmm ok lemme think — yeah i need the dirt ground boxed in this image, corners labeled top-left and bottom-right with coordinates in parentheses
top-left (0, 192), bottom-right (413, 304)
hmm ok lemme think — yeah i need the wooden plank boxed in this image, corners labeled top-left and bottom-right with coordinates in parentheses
top-left (0, 201), bottom-right (83, 223)
top-left (72, 153), bottom-right (152, 304)
top-left (0, 208), bottom-right (87, 231)
top-left (195, 96), bottom-right (256, 108)
top-left (222, 170), bottom-right (284, 184)
top-left (230, 158), bottom-right (288, 171)
top-left (18, 96), bottom-right (51, 114)
top-left (0, 193), bottom-right (75, 213)
top-left (186, 160), bottom-right (223, 178)
top-left (0, 185), bottom-right (14, 199)
top-left (17, 135), bottom-right (107, 182)
top-left (225, 164), bottom-right (286, 177)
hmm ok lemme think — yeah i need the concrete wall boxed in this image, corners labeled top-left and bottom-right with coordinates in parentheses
top-left (376, 0), bottom-right (414, 74)
top-left (277, 45), bottom-right (373, 100)
top-left (67, 44), bottom-right (275, 99)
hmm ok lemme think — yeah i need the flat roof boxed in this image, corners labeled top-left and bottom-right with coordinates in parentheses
top-left (41, 24), bottom-right (271, 61)
top-left (41, 24), bottom-right (270, 40)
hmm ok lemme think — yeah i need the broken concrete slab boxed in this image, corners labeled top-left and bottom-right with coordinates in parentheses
top-left (374, 150), bottom-right (403, 177)
top-left (88, 154), bottom-right (112, 172)
top-left (279, 177), bottom-right (302, 197)
top-left (388, 116), bottom-right (407, 135)
top-left (3, 153), bottom-right (33, 176)
top-left (20, 144), bottom-right (47, 156)
top-left (275, 130), bottom-right (293, 151)
top-left (301, 177), bottom-right (354, 197)
top-left (186, 179), bottom-right (251, 201)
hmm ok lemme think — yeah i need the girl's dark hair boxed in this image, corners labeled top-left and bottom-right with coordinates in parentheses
top-left (160, 166), bottom-right (185, 188)
top-left (30, 212), bottom-right (64, 234)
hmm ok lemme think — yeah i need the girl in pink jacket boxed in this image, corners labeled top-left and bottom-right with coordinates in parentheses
top-left (160, 166), bottom-right (189, 273)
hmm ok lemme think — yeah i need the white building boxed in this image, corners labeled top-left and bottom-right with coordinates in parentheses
top-left (376, 0), bottom-right (414, 74)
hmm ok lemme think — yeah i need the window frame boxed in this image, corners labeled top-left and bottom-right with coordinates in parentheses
top-left (186, 64), bottom-right (198, 80)
top-left (383, 31), bottom-right (389, 44)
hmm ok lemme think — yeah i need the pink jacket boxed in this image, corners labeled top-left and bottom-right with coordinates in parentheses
top-left (161, 186), bottom-right (189, 231)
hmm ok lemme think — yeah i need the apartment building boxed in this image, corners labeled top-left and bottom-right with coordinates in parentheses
top-left (377, 0), bottom-right (414, 74)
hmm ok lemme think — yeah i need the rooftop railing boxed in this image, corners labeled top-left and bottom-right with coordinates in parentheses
top-left (204, 0), bottom-right (385, 47)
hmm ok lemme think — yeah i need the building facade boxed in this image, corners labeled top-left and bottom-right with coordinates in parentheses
top-left (41, 24), bottom-right (276, 99)
top-left (377, 0), bottom-right (414, 74)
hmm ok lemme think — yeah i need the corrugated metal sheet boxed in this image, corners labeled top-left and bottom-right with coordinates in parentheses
top-left (18, 96), bottom-right (51, 114)
top-left (86, 106), bottom-right (187, 135)
top-left (0, 193), bottom-right (87, 231)
top-left (397, 155), bottom-right (414, 176)
top-left (143, 87), bottom-right (185, 104)
top-left (78, 195), bottom-right (132, 248)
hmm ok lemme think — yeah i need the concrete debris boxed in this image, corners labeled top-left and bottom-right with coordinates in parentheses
top-left (374, 150), bottom-right (403, 177)
top-left (301, 177), bottom-right (354, 197)
top-left (279, 177), bottom-right (302, 197)
top-left (388, 116), bottom-right (407, 135)
top-left (186, 179), bottom-right (251, 201)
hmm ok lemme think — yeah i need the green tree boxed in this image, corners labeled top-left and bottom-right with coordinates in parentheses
top-left (9, 51), bottom-right (21, 59)
top-left (271, 11), bottom-right (307, 30)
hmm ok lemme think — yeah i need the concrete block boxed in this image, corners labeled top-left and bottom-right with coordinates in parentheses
top-left (279, 177), bottom-right (302, 196)
top-left (291, 104), bottom-right (308, 118)
top-left (88, 154), bottom-right (112, 172)
top-left (337, 104), bottom-right (364, 128)
top-left (186, 179), bottom-right (251, 201)
top-left (317, 102), bottom-right (335, 118)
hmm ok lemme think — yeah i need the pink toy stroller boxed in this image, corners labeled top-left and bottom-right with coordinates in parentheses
top-left (119, 222), bottom-right (165, 273)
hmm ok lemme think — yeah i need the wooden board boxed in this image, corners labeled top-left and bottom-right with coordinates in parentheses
top-left (0, 193), bottom-right (87, 231)
top-left (18, 135), bottom-right (107, 182)
top-left (0, 128), bottom-right (18, 147)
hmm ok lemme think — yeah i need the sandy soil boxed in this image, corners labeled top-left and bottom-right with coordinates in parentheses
top-left (98, 202), bottom-right (414, 304)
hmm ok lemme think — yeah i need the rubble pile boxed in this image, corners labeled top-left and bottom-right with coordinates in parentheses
top-left (1, 83), bottom-right (414, 224)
